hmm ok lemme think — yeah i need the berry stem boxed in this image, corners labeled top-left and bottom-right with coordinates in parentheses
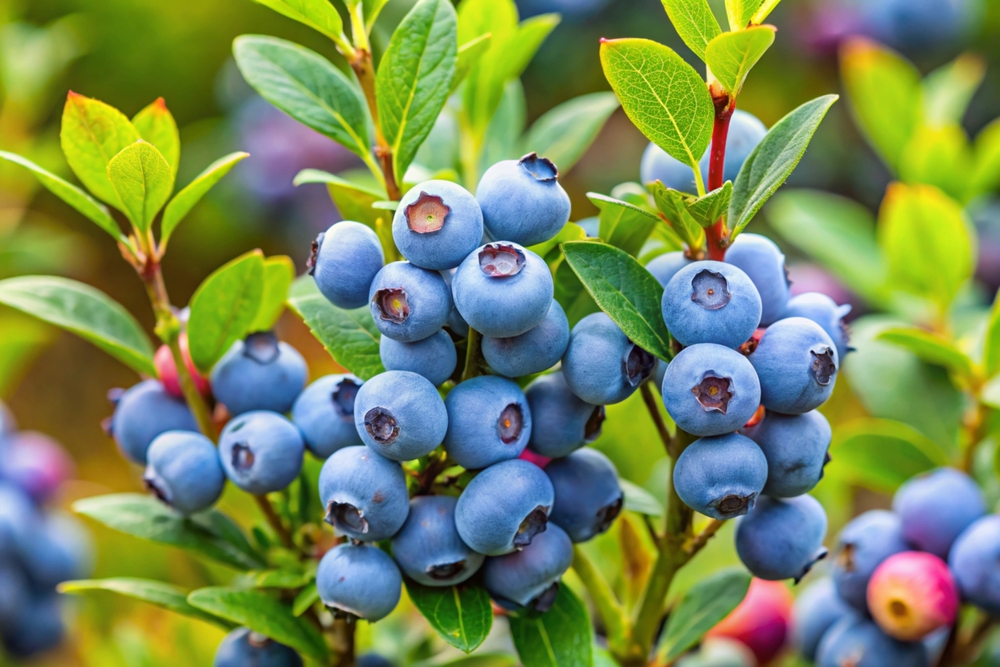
top-left (705, 90), bottom-right (734, 262)
top-left (572, 546), bottom-right (629, 653)
top-left (349, 48), bottom-right (402, 202)
top-left (331, 617), bottom-right (356, 667)
top-left (639, 383), bottom-right (672, 457)
top-left (460, 328), bottom-right (485, 381)
top-left (254, 494), bottom-right (293, 549)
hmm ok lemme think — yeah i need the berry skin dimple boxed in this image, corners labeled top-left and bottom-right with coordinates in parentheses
top-left (783, 291), bottom-right (853, 360)
top-left (735, 494), bottom-right (828, 582)
top-left (482, 522), bottom-right (574, 612)
top-left (143, 430), bottom-right (226, 516)
top-left (291, 374), bottom-right (364, 459)
top-left (392, 180), bottom-right (483, 271)
top-left (673, 433), bottom-right (767, 520)
top-left (476, 153), bottom-right (571, 247)
top-left (444, 375), bottom-right (532, 470)
top-left (748, 317), bottom-right (839, 414)
top-left (353, 370), bottom-right (448, 462)
top-left (662, 261), bottom-right (762, 349)
top-left (562, 312), bottom-right (656, 405)
top-left (316, 542), bottom-right (402, 622)
top-left (369, 262), bottom-right (453, 343)
top-left (310, 221), bottom-right (384, 310)
top-left (210, 331), bottom-right (308, 417)
top-left (390, 495), bottom-right (484, 587)
top-left (318, 445), bottom-right (409, 543)
top-left (218, 411), bottom-right (304, 495)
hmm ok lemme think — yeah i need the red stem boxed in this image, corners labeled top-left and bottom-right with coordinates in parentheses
top-left (705, 94), bottom-right (734, 261)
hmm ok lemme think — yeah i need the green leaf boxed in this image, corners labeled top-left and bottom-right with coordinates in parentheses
top-left (983, 296), bottom-right (1000, 378)
top-left (750, 0), bottom-right (781, 23)
top-left (922, 53), bottom-right (985, 128)
top-left (705, 26), bottom-right (776, 96)
top-left (553, 251), bottom-right (600, 328)
top-left (528, 222), bottom-right (587, 262)
top-left (131, 98), bottom-right (180, 178)
top-left (660, 0), bottom-right (721, 62)
top-left (60, 578), bottom-right (231, 629)
top-left (648, 183), bottom-right (705, 249)
top-left (453, 33), bottom-right (492, 93)
top-left (728, 94), bottom-right (838, 239)
top-left (658, 568), bottom-right (751, 661)
top-left (725, 0), bottom-right (764, 30)
top-left (877, 182), bottom-right (973, 312)
top-left (0, 150), bottom-right (124, 242)
top-left (899, 124), bottom-right (971, 202)
top-left (251, 0), bottom-right (348, 47)
top-left (252, 256), bottom-right (295, 332)
top-left (292, 583), bottom-right (318, 617)
top-left (60, 91), bottom-right (140, 207)
top-left (187, 587), bottom-right (329, 662)
top-left (422, 656), bottom-right (518, 667)
top-left (0, 315), bottom-right (53, 397)
top-left (0, 275), bottom-right (155, 376)
top-left (233, 35), bottom-right (371, 160)
top-left (73, 494), bottom-right (266, 571)
top-left (686, 182), bottom-right (732, 228)
top-left (161, 152), bottom-right (249, 249)
top-left (971, 118), bottom-right (1000, 198)
top-left (840, 38), bottom-right (922, 173)
top-left (833, 419), bottom-right (948, 493)
top-left (187, 250), bottom-right (266, 372)
top-left (287, 276), bottom-right (384, 379)
top-left (106, 140), bottom-right (175, 232)
top-left (589, 193), bottom-right (661, 257)
top-left (294, 168), bottom-right (386, 226)
top-left (376, 0), bottom-right (457, 180)
top-left (509, 585), bottom-right (593, 667)
top-left (601, 38), bottom-right (714, 175)
top-left (619, 479), bottom-right (664, 517)
top-left (524, 92), bottom-right (620, 175)
top-left (877, 327), bottom-right (973, 378)
top-left (561, 241), bottom-right (673, 361)
top-left (405, 579), bottom-right (493, 654)
top-left (251, 569), bottom-right (313, 589)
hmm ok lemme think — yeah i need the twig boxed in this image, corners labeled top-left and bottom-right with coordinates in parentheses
top-left (704, 89), bottom-right (734, 261)
top-left (640, 383), bottom-right (673, 457)
top-left (572, 546), bottom-right (629, 651)
top-left (255, 494), bottom-right (293, 550)
top-left (461, 328), bottom-right (485, 381)
top-left (686, 519), bottom-right (726, 557)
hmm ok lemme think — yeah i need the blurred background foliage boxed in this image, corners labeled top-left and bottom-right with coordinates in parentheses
top-left (3, 0), bottom-right (1000, 664)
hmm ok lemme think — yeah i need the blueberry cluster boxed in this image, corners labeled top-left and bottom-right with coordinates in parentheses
top-left (793, 467), bottom-right (1000, 666)
top-left (0, 400), bottom-right (92, 658)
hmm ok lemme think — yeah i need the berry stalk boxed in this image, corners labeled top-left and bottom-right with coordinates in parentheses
top-left (705, 91), bottom-right (735, 262)
top-left (348, 47), bottom-right (401, 203)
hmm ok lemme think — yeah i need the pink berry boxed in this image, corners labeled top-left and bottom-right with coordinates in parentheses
top-left (867, 551), bottom-right (958, 641)
top-left (518, 448), bottom-right (551, 469)
top-left (707, 578), bottom-right (794, 664)
top-left (155, 334), bottom-right (209, 397)
top-left (1, 431), bottom-right (75, 503)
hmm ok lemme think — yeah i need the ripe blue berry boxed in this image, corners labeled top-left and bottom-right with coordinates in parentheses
top-left (892, 467), bottom-right (985, 559)
top-left (310, 221), bottom-right (384, 309)
top-left (724, 234), bottom-right (790, 326)
top-left (316, 543), bottom-right (402, 622)
top-left (440, 269), bottom-right (470, 338)
top-left (354, 370), bottom-right (448, 462)
top-left (476, 153), bottom-right (571, 247)
top-left (0, 561), bottom-right (28, 628)
top-left (455, 459), bottom-right (554, 556)
top-left (379, 330), bottom-right (457, 387)
top-left (525, 372), bottom-right (606, 458)
top-left (640, 142), bottom-right (698, 193)
top-left (662, 261), bottom-right (762, 349)
top-left (20, 511), bottom-right (93, 589)
top-left (830, 510), bottom-right (908, 612)
top-left (108, 380), bottom-right (198, 464)
top-left (218, 411), bottom-right (304, 495)
top-left (357, 655), bottom-right (395, 667)
top-left (210, 332), bottom-right (308, 416)
top-left (452, 242), bottom-right (554, 338)
top-left (482, 300), bottom-right (570, 378)
top-left (483, 522), bottom-right (573, 612)
top-left (0, 483), bottom-right (33, 560)
top-left (742, 410), bottom-right (831, 498)
top-left (0, 431), bottom-right (74, 504)
top-left (783, 292), bottom-right (852, 360)
top-left (792, 578), bottom-right (853, 662)
top-left (735, 494), bottom-right (828, 582)
top-left (948, 515), bottom-right (1000, 615)
top-left (546, 448), bottom-right (622, 543)
top-left (393, 180), bottom-right (484, 270)
top-left (815, 615), bottom-right (927, 667)
top-left (646, 251), bottom-right (692, 287)
top-left (562, 312), bottom-right (656, 405)
top-left (214, 628), bottom-right (303, 667)
top-left (390, 495), bottom-right (485, 587)
top-left (318, 446), bottom-right (409, 542)
top-left (1, 594), bottom-right (65, 658)
top-left (444, 376), bottom-right (531, 469)
top-left (291, 374), bottom-right (364, 459)
top-left (369, 262), bottom-right (453, 342)
top-left (661, 343), bottom-right (761, 437)
top-left (143, 431), bottom-right (226, 515)
top-left (673, 433), bottom-right (767, 520)
top-left (748, 317), bottom-right (838, 414)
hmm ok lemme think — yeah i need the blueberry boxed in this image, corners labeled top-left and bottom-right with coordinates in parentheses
top-left (0, 483), bottom-right (33, 560)
top-left (525, 372), bottom-right (606, 458)
top-left (143, 431), bottom-right (226, 515)
top-left (316, 543), bottom-right (402, 622)
top-left (291, 374), bottom-right (364, 459)
top-left (735, 494), bottom-right (828, 582)
top-left (545, 448), bottom-right (622, 542)
top-left (640, 142), bottom-right (698, 193)
top-left (698, 110), bottom-right (767, 185)
top-left (20, 511), bottom-right (93, 589)
top-left (661, 343), bottom-right (761, 437)
top-left (451, 242), bottom-right (554, 338)
top-left (482, 300), bottom-right (570, 378)
top-left (318, 446), bottom-right (409, 542)
top-left (440, 269), bottom-right (470, 338)
top-left (482, 523), bottom-right (573, 612)
top-left (562, 312), bottom-right (656, 405)
top-left (357, 655), bottom-right (395, 667)
top-left (443, 376), bottom-right (531, 469)
top-left (393, 180), bottom-right (484, 270)
top-left (218, 411), bottom-right (304, 495)
top-left (724, 234), bottom-right (790, 326)
top-left (379, 330), bottom-right (457, 387)
top-left (476, 153), bottom-right (571, 247)
top-left (309, 221), bottom-right (384, 309)
top-left (662, 261), bottom-right (762, 349)
top-left (390, 495), bottom-right (485, 587)
top-left (815, 615), bottom-right (928, 667)
top-left (0, 560), bottom-right (29, 627)
top-left (948, 515), bottom-right (1000, 615)
top-left (741, 410), bottom-right (831, 497)
top-left (646, 251), bottom-right (692, 287)
top-left (214, 627), bottom-right (303, 667)
top-left (673, 433), bottom-right (768, 520)
top-left (107, 380), bottom-right (198, 464)
top-left (830, 510), bottom-right (909, 612)
top-left (369, 262), bottom-right (453, 342)
top-left (860, 0), bottom-right (974, 53)
top-left (211, 332), bottom-right (308, 416)
top-left (0, 431), bottom-right (75, 504)
top-left (792, 578), bottom-right (853, 662)
top-left (892, 467), bottom-right (985, 559)
top-left (354, 370), bottom-right (448, 461)
top-left (1, 594), bottom-right (65, 658)
top-left (455, 459), bottom-right (555, 556)
top-left (748, 317), bottom-right (838, 414)
top-left (783, 292), bottom-right (852, 360)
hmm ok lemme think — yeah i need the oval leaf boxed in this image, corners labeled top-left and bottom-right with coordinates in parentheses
top-left (833, 419), bottom-right (948, 493)
top-left (161, 152), bottom-right (249, 249)
top-left (877, 327), bottom-right (973, 378)
top-left (589, 192), bottom-right (661, 257)
top-left (0, 276), bottom-right (154, 376)
top-left (132, 98), bottom-right (180, 178)
top-left (658, 568), bottom-right (751, 660)
top-left (252, 256), bottom-right (296, 332)
top-left (620, 479), bottom-right (664, 517)
top-left (509, 585), bottom-right (593, 667)
top-left (60, 91), bottom-right (140, 206)
top-left (525, 92), bottom-right (620, 175)
top-left (405, 579), bottom-right (493, 653)
top-left (107, 140), bottom-right (175, 232)
top-left (60, 578), bottom-right (232, 629)
top-left (251, 0), bottom-right (347, 47)
top-left (983, 293), bottom-right (1000, 378)
top-left (705, 26), bottom-right (776, 96)
top-left (660, 0), bottom-right (721, 62)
